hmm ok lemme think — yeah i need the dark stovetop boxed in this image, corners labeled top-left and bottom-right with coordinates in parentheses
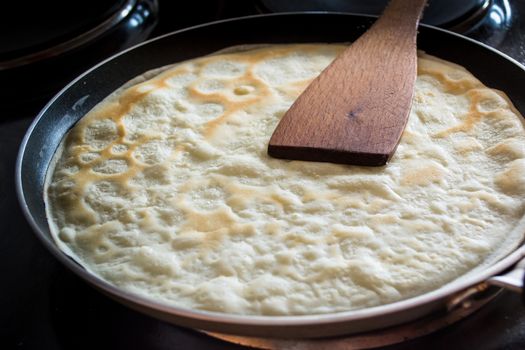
top-left (2, 1), bottom-right (525, 349)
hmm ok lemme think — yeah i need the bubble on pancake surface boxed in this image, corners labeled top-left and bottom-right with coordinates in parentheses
top-left (194, 79), bottom-right (225, 94)
top-left (84, 181), bottom-right (131, 220)
top-left (185, 180), bottom-right (228, 211)
top-left (122, 95), bottom-right (172, 141)
top-left (79, 152), bottom-right (99, 164)
top-left (193, 103), bottom-right (225, 123)
top-left (132, 140), bottom-right (171, 165)
top-left (92, 159), bottom-right (129, 175)
top-left (83, 119), bottom-right (118, 151)
top-left (56, 163), bottom-right (80, 177)
top-left (111, 144), bottom-right (128, 154)
top-left (233, 85), bottom-right (254, 95)
top-left (476, 89), bottom-right (509, 113)
top-left (164, 72), bottom-right (197, 94)
top-left (253, 49), bottom-right (338, 86)
top-left (201, 60), bottom-right (247, 78)
top-left (131, 164), bottom-right (171, 187)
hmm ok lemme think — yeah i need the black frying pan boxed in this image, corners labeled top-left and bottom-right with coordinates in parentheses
top-left (16, 13), bottom-right (525, 338)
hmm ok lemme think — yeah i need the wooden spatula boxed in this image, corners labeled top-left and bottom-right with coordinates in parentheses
top-left (268, 0), bottom-right (427, 166)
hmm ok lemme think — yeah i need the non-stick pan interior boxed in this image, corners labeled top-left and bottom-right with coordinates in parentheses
top-left (16, 12), bottom-right (525, 337)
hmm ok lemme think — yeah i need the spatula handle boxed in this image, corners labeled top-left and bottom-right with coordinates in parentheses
top-left (377, 0), bottom-right (428, 28)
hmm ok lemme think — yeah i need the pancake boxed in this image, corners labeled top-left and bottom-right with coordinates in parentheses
top-left (45, 44), bottom-right (525, 316)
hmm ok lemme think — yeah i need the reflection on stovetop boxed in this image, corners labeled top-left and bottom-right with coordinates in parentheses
top-left (2, 1), bottom-right (525, 349)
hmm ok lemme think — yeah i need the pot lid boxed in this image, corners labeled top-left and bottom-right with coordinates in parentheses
top-left (257, 0), bottom-right (489, 28)
top-left (0, 0), bottom-right (135, 69)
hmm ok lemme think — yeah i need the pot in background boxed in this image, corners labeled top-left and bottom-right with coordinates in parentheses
top-left (258, 0), bottom-right (488, 27)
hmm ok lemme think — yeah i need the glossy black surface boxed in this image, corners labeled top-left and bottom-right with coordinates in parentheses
top-left (0, 0), bottom-right (158, 112)
top-left (258, 0), bottom-right (487, 27)
top-left (0, 0), bottom-right (128, 60)
top-left (3, 2), bottom-right (525, 349)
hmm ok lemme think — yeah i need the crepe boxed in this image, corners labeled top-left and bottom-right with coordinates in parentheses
top-left (45, 44), bottom-right (525, 316)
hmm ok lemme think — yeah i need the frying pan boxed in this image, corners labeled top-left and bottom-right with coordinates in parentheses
top-left (16, 13), bottom-right (525, 338)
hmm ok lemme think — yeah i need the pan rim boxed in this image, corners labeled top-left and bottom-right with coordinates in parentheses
top-left (15, 11), bottom-right (525, 330)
